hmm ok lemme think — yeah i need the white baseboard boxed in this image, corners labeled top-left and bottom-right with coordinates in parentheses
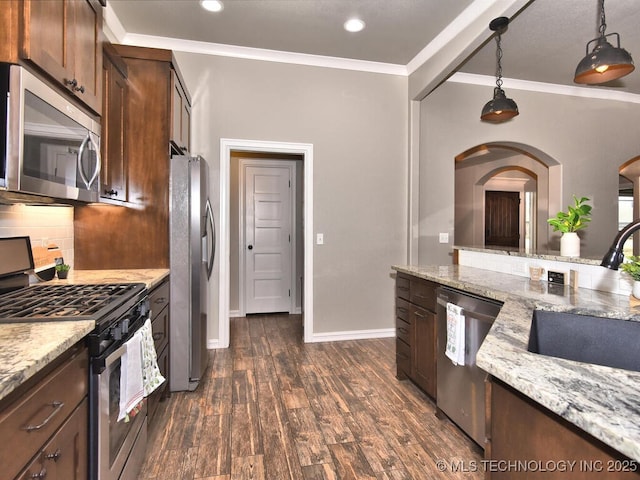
top-left (229, 307), bottom-right (303, 319)
top-left (207, 327), bottom-right (395, 348)
top-left (307, 328), bottom-right (395, 343)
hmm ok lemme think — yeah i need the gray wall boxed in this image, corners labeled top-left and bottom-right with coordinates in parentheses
top-left (175, 53), bottom-right (408, 339)
top-left (418, 80), bottom-right (640, 264)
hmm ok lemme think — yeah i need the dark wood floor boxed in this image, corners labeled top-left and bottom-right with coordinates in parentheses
top-left (140, 314), bottom-right (483, 479)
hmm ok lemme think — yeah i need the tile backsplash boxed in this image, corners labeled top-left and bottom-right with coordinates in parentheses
top-left (457, 248), bottom-right (633, 296)
top-left (0, 205), bottom-right (74, 267)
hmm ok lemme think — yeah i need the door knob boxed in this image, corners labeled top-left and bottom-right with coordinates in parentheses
top-left (248, 245), bottom-right (253, 250)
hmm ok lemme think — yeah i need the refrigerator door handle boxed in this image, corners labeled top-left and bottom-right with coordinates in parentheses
top-left (204, 198), bottom-right (215, 280)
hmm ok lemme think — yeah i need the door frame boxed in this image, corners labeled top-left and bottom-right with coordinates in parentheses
top-left (238, 158), bottom-right (297, 316)
top-left (219, 139), bottom-right (314, 347)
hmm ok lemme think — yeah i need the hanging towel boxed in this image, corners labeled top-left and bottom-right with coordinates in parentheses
top-left (445, 302), bottom-right (466, 366)
top-left (139, 318), bottom-right (166, 397)
top-left (118, 331), bottom-right (144, 421)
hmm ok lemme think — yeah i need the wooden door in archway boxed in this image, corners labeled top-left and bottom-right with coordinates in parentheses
top-left (485, 191), bottom-right (520, 247)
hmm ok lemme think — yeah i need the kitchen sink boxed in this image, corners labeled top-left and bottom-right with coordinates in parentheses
top-left (527, 309), bottom-right (640, 372)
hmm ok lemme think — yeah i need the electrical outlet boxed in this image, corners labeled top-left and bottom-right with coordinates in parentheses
top-left (439, 233), bottom-right (449, 243)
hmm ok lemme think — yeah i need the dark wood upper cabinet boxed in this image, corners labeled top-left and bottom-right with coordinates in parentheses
top-left (74, 45), bottom-right (191, 269)
top-left (171, 69), bottom-right (191, 154)
top-left (100, 44), bottom-right (128, 203)
top-left (20, 0), bottom-right (103, 114)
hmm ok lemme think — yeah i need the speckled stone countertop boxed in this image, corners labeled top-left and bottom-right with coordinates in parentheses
top-left (393, 264), bottom-right (640, 462)
top-left (48, 268), bottom-right (170, 290)
top-left (0, 269), bottom-right (170, 402)
top-left (454, 245), bottom-right (602, 266)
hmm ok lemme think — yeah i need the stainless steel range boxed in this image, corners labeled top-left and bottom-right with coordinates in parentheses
top-left (0, 237), bottom-right (150, 480)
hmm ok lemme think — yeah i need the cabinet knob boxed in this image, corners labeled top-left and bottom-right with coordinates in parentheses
top-left (45, 449), bottom-right (61, 462)
top-left (74, 84), bottom-right (86, 94)
top-left (30, 467), bottom-right (47, 479)
top-left (64, 78), bottom-right (78, 88)
top-left (104, 189), bottom-right (118, 196)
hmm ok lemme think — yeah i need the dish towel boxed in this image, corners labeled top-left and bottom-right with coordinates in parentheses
top-left (118, 331), bottom-right (144, 422)
top-left (445, 302), bottom-right (466, 366)
top-left (139, 318), bottom-right (166, 397)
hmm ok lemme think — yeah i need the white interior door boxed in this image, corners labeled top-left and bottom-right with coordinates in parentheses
top-left (244, 163), bottom-right (293, 314)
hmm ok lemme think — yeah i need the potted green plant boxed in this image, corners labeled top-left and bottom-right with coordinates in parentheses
top-left (547, 195), bottom-right (592, 257)
top-left (55, 263), bottom-right (70, 279)
top-left (620, 255), bottom-right (640, 299)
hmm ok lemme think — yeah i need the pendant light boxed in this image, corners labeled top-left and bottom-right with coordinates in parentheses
top-left (574, 0), bottom-right (634, 84)
top-left (481, 17), bottom-right (519, 123)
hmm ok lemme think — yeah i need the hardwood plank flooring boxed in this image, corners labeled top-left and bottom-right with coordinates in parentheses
top-left (140, 314), bottom-right (483, 479)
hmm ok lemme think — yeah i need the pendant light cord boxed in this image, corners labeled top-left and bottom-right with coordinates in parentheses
top-left (495, 33), bottom-right (504, 90)
top-left (599, 0), bottom-right (607, 37)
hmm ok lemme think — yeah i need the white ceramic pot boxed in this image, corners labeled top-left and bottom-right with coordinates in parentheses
top-left (560, 232), bottom-right (580, 257)
top-left (633, 281), bottom-right (640, 299)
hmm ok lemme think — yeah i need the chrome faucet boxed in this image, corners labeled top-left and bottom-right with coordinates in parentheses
top-left (601, 219), bottom-right (640, 269)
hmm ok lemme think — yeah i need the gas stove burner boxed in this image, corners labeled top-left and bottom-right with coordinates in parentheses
top-left (0, 283), bottom-right (146, 324)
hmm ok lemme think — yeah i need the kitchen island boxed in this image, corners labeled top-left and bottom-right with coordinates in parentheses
top-left (393, 264), bottom-right (640, 464)
top-left (0, 269), bottom-right (169, 402)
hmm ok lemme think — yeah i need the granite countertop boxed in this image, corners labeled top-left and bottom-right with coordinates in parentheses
top-left (48, 268), bottom-right (170, 290)
top-left (0, 269), bottom-right (170, 403)
top-left (393, 264), bottom-right (640, 463)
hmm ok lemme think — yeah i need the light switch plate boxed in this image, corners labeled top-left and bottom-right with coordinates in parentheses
top-left (439, 233), bottom-right (449, 243)
top-left (316, 233), bottom-right (324, 245)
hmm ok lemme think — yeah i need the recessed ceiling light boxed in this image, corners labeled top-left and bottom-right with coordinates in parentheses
top-left (201, 0), bottom-right (224, 12)
top-left (344, 18), bottom-right (365, 33)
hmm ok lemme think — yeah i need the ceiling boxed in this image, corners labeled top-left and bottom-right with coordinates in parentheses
top-left (108, 0), bottom-right (640, 95)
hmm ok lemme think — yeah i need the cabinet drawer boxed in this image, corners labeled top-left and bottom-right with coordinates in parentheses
top-left (410, 278), bottom-right (437, 311)
top-left (18, 398), bottom-right (88, 480)
top-left (396, 317), bottom-right (411, 345)
top-left (0, 348), bottom-right (88, 480)
top-left (396, 338), bottom-right (411, 376)
top-left (151, 305), bottom-right (169, 353)
top-left (396, 275), bottom-right (410, 301)
top-left (396, 297), bottom-right (410, 323)
top-left (149, 280), bottom-right (170, 319)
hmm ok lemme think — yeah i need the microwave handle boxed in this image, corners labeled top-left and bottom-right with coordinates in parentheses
top-left (77, 132), bottom-right (101, 189)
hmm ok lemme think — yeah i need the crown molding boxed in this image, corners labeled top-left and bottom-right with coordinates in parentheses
top-left (120, 33), bottom-right (408, 76)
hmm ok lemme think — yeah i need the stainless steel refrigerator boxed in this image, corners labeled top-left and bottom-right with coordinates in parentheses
top-left (169, 155), bottom-right (215, 391)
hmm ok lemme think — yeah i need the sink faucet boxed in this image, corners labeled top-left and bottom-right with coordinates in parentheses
top-left (601, 219), bottom-right (640, 269)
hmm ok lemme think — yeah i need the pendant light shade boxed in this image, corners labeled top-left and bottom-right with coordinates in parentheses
top-left (481, 17), bottom-right (519, 123)
top-left (574, 0), bottom-right (634, 85)
top-left (481, 87), bottom-right (519, 122)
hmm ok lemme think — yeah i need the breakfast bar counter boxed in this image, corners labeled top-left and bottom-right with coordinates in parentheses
top-left (393, 264), bottom-right (640, 463)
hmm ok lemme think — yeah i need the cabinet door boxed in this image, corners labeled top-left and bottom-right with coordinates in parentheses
top-left (69, 0), bottom-right (102, 113)
top-left (171, 69), bottom-right (190, 153)
top-left (21, 0), bottom-right (69, 82)
top-left (101, 49), bottom-right (128, 202)
top-left (412, 305), bottom-right (437, 398)
top-left (488, 379), bottom-right (640, 479)
top-left (21, 0), bottom-right (102, 114)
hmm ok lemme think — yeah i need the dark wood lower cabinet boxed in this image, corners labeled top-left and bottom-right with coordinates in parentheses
top-left (487, 378), bottom-right (640, 479)
top-left (395, 273), bottom-right (437, 399)
top-left (148, 277), bottom-right (170, 424)
top-left (411, 304), bottom-right (436, 396)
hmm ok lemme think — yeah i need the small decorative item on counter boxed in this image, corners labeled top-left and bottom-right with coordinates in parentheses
top-left (620, 255), bottom-right (640, 299)
top-left (529, 265), bottom-right (545, 282)
top-left (547, 195), bottom-right (592, 257)
top-left (55, 263), bottom-right (70, 279)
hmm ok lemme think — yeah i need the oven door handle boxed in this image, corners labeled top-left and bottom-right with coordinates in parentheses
top-left (92, 340), bottom-right (128, 374)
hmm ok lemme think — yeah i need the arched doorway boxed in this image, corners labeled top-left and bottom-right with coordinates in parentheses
top-left (454, 142), bottom-right (561, 252)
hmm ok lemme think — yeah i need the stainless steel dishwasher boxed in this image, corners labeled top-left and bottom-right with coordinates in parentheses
top-left (436, 286), bottom-right (502, 446)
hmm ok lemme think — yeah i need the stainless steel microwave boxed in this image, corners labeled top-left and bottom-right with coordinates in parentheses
top-left (0, 63), bottom-right (101, 203)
